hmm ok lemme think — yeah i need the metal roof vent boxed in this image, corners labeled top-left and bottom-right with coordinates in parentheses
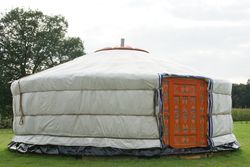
top-left (95, 38), bottom-right (149, 53)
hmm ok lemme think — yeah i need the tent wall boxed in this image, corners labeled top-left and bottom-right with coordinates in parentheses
top-left (12, 89), bottom-right (161, 149)
top-left (13, 90), bottom-right (154, 116)
top-left (210, 80), bottom-right (237, 146)
top-left (11, 74), bottom-right (159, 95)
top-left (11, 77), bottom-right (238, 150)
top-left (13, 115), bottom-right (159, 139)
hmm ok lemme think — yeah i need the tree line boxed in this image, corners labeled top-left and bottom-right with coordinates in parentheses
top-left (232, 84), bottom-right (250, 108)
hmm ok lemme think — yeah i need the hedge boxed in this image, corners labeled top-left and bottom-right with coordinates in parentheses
top-left (232, 108), bottom-right (250, 122)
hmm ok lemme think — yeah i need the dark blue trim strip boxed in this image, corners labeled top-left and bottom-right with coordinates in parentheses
top-left (158, 74), bottom-right (164, 148)
top-left (207, 79), bottom-right (214, 147)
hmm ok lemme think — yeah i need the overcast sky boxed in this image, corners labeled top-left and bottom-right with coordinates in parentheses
top-left (1, 0), bottom-right (250, 83)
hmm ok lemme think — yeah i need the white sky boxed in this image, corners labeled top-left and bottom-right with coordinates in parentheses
top-left (1, 0), bottom-right (250, 83)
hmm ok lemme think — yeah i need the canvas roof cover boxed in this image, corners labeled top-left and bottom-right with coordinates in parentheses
top-left (11, 50), bottom-right (200, 94)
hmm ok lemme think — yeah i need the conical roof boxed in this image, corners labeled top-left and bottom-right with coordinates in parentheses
top-left (11, 48), bottom-right (200, 95)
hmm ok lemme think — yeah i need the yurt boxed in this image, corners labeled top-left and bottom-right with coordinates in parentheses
top-left (8, 40), bottom-right (239, 156)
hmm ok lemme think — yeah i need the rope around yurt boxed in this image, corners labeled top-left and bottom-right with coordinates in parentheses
top-left (18, 80), bottom-right (24, 125)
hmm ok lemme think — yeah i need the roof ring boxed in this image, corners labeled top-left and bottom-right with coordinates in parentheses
top-left (95, 38), bottom-right (149, 53)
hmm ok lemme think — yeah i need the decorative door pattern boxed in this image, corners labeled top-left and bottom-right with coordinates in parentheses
top-left (162, 77), bottom-right (208, 148)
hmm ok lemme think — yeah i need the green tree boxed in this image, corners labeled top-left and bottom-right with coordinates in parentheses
top-left (0, 8), bottom-right (85, 126)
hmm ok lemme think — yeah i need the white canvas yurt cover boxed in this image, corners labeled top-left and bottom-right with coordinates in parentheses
top-left (8, 42), bottom-right (239, 156)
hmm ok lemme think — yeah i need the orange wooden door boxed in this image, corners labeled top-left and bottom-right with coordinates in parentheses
top-left (162, 77), bottom-right (208, 148)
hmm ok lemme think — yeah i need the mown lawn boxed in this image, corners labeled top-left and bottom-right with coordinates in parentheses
top-left (0, 123), bottom-right (250, 167)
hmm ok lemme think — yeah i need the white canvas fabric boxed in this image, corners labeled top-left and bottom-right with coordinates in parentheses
top-left (12, 135), bottom-right (161, 149)
top-left (211, 134), bottom-right (237, 147)
top-left (210, 80), bottom-right (237, 146)
top-left (212, 79), bottom-right (232, 95)
top-left (212, 114), bottom-right (233, 137)
top-left (13, 115), bottom-right (159, 139)
top-left (11, 50), bottom-right (200, 95)
top-left (212, 93), bottom-right (232, 115)
top-left (13, 90), bottom-right (154, 116)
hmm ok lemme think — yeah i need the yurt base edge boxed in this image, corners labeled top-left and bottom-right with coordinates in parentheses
top-left (8, 141), bottom-right (239, 157)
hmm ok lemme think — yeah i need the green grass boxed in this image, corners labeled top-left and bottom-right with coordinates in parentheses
top-left (0, 123), bottom-right (250, 167)
top-left (232, 108), bottom-right (250, 122)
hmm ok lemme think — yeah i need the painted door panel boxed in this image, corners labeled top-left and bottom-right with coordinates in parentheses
top-left (162, 77), bottom-right (208, 148)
